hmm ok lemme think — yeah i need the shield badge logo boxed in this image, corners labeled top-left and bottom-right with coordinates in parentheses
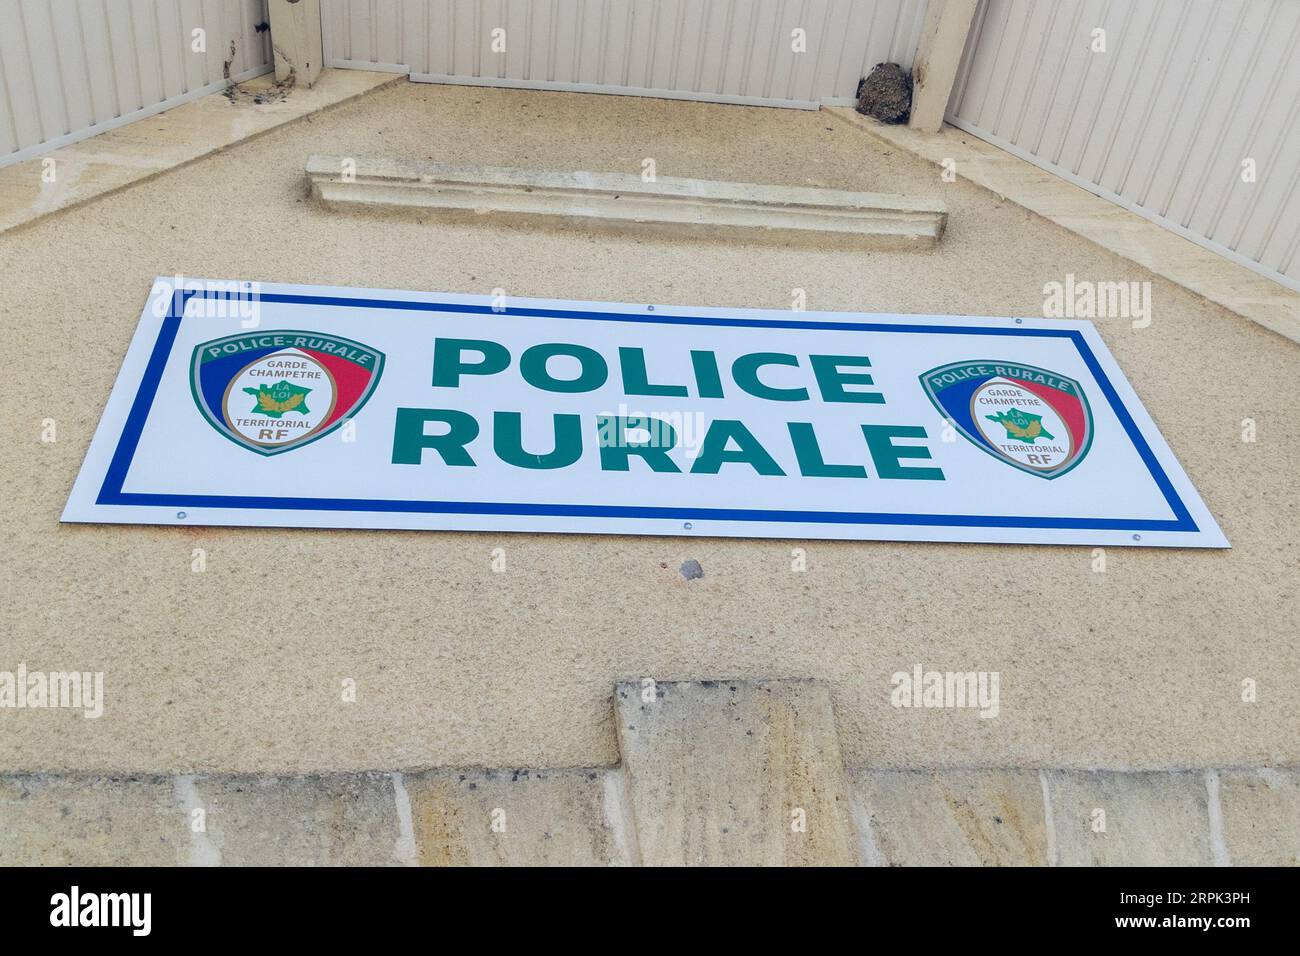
top-left (191, 330), bottom-right (385, 456)
top-left (920, 360), bottom-right (1093, 479)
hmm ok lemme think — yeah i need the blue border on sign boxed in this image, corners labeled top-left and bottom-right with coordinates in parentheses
top-left (95, 290), bottom-right (1197, 533)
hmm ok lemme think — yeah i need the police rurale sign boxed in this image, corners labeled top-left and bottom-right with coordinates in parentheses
top-left (63, 278), bottom-right (1227, 547)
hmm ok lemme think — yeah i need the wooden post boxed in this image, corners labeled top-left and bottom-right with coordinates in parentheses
top-left (909, 0), bottom-right (979, 133)
top-left (268, 0), bottom-right (324, 88)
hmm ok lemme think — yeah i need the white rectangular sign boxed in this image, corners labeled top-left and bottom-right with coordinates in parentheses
top-left (64, 278), bottom-right (1227, 547)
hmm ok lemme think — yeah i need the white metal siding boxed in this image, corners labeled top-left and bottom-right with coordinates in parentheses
top-left (322, 0), bottom-right (927, 108)
top-left (0, 0), bottom-right (273, 168)
top-left (947, 0), bottom-right (1300, 292)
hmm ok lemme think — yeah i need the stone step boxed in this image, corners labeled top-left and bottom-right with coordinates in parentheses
top-left (305, 155), bottom-right (947, 249)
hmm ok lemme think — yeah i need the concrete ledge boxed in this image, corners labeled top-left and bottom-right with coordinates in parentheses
top-left (2, 679), bottom-right (1296, 865)
top-left (305, 154), bottom-right (947, 249)
top-left (0, 70), bottom-right (402, 235)
top-left (825, 107), bottom-right (1300, 346)
top-left (5, 765), bottom-right (1294, 866)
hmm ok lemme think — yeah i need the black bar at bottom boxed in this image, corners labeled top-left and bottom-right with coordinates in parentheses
top-left (0, 865), bottom-right (1285, 940)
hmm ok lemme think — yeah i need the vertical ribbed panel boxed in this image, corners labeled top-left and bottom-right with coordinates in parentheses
top-left (947, 0), bottom-right (1300, 291)
top-left (0, 0), bottom-right (273, 167)
top-left (321, 0), bottom-right (927, 108)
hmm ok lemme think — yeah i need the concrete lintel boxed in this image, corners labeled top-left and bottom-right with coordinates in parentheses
top-left (305, 155), bottom-right (947, 248)
top-left (910, 0), bottom-right (980, 133)
top-left (269, 0), bottom-right (325, 88)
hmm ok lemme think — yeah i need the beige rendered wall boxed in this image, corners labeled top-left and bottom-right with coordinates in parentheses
top-left (0, 81), bottom-right (1296, 774)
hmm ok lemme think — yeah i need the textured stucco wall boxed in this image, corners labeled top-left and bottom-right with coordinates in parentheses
top-left (0, 81), bottom-right (1296, 773)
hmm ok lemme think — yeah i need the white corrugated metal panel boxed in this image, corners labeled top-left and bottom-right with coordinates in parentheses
top-left (322, 0), bottom-right (927, 108)
top-left (947, 0), bottom-right (1300, 292)
top-left (0, 0), bottom-right (273, 168)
